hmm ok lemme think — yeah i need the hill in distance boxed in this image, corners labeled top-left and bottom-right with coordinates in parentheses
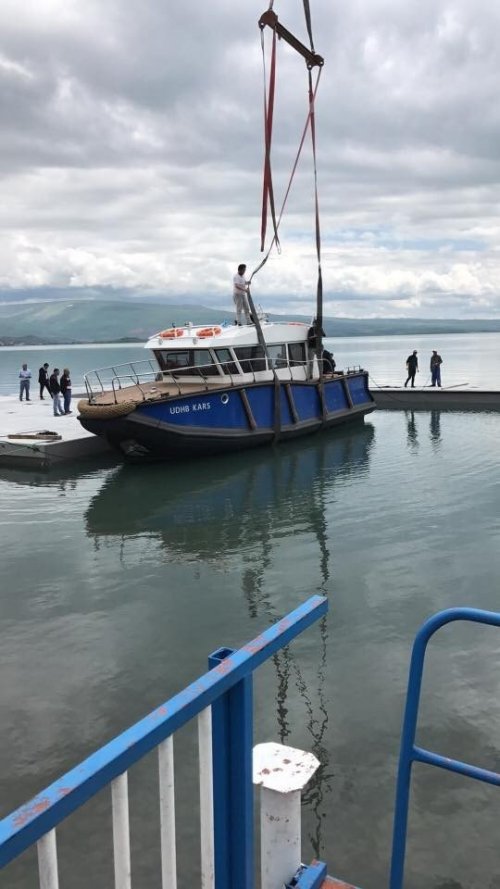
top-left (2, 292), bottom-right (500, 343)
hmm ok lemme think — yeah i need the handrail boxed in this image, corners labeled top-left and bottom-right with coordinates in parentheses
top-left (82, 354), bottom-right (324, 402)
top-left (0, 595), bottom-right (327, 873)
top-left (389, 607), bottom-right (500, 889)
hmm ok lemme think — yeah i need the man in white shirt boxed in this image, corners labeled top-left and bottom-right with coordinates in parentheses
top-left (19, 363), bottom-right (32, 401)
top-left (233, 263), bottom-right (251, 325)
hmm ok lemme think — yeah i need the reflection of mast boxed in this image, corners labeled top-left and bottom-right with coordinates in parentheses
top-left (239, 441), bottom-right (333, 859)
top-left (300, 437), bottom-right (332, 858)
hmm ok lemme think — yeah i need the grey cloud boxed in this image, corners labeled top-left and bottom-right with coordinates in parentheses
top-left (1, 0), bottom-right (500, 317)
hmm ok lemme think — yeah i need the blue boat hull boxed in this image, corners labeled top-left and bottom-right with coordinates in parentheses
top-left (79, 372), bottom-right (375, 462)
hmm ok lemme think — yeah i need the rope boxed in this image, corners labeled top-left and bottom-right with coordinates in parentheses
top-left (250, 67), bottom-right (322, 284)
top-left (302, 0), bottom-right (315, 53)
top-left (307, 66), bottom-right (323, 370)
top-left (260, 28), bottom-right (280, 252)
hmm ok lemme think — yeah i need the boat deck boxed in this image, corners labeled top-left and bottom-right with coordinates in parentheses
top-left (85, 378), bottom-right (227, 406)
top-left (83, 372), bottom-right (340, 407)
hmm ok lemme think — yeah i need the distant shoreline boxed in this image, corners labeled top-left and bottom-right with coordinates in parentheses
top-left (3, 326), bottom-right (500, 347)
top-left (0, 337), bottom-right (144, 347)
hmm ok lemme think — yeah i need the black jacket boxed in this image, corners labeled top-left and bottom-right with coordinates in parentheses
top-left (60, 374), bottom-right (71, 394)
top-left (49, 373), bottom-right (60, 394)
top-left (307, 325), bottom-right (325, 350)
top-left (38, 366), bottom-right (49, 384)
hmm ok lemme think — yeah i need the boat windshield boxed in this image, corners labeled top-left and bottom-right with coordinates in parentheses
top-left (154, 349), bottom-right (219, 376)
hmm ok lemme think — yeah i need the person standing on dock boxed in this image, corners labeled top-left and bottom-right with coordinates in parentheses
top-left (19, 363), bottom-right (32, 401)
top-left (404, 350), bottom-right (419, 387)
top-left (60, 368), bottom-right (72, 414)
top-left (430, 350), bottom-right (443, 387)
top-left (233, 263), bottom-right (251, 325)
top-left (38, 363), bottom-right (50, 400)
top-left (49, 368), bottom-right (65, 416)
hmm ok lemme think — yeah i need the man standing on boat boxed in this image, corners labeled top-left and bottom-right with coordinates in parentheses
top-left (430, 350), bottom-right (443, 387)
top-left (404, 350), bottom-right (419, 388)
top-left (233, 264), bottom-right (251, 325)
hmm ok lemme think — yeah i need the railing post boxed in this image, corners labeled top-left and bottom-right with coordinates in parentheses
top-left (111, 772), bottom-right (131, 889)
top-left (37, 830), bottom-right (59, 889)
top-left (198, 707), bottom-right (215, 889)
top-left (253, 742), bottom-right (320, 889)
top-left (158, 736), bottom-right (177, 889)
top-left (209, 647), bottom-right (254, 889)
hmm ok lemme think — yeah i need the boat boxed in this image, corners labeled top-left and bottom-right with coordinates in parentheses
top-left (77, 321), bottom-right (374, 460)
top-left (77, 6), bottom-right (375, 462)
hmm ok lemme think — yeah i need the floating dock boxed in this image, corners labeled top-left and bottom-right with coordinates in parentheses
top-left (0, 396), bottom-right (111, 467)
top-left (371, 386), bottom-right (500, 410)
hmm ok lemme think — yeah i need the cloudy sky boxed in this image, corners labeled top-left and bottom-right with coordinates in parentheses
top-left (1, 0), bottom-right (500, 318)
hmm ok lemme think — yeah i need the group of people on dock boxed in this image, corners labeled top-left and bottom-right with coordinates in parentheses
top-left (404, 350), bottom-right (443, 388)
top-left (19, 363), bottom-right (72, 416)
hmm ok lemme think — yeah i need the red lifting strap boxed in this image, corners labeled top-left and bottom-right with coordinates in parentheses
top-left (260, 27), bottom-right (279, 253)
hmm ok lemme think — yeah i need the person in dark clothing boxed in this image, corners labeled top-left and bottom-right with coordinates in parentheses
top-left (307, 318), bottom-right (325, 352)
top-left (404, 350), bottom-right (419, 387)
top-left (49, 368), bottom-right (64, 416)
top-left (322, 348), bottom-right (336, 374)
top-left (307, 318), bottom-right (327, 376)
top-left (60, 368), bottom-right (72, 414)
top-left (430, 350), bottom-right (443, 387)
top-left (38, 363), bottom-right (51, 399)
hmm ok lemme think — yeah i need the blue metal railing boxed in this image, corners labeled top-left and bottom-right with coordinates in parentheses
top-left (389, 607), bottom-right (500, 889)
top-left (0, 595), bottom-right (327, 888)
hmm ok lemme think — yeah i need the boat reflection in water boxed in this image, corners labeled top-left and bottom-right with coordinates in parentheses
top-left (86, 423), bottom-right (375, 557)
top-left (86, 422), bottom-right (375, 857)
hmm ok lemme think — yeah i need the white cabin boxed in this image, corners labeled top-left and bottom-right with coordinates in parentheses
top-left (146, 321), bottom-right (316, 383)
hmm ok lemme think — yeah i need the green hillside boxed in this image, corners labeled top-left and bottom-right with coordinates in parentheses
top-left (2, 298), bottom-right (500, 343)
top-left (0, 301), bottom-right (234, 343)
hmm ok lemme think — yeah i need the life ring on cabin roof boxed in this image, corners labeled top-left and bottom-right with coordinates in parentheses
top-left (160, 328), bottom-right (184, 338)
top-left (197, 326), bottom-right (222, 338)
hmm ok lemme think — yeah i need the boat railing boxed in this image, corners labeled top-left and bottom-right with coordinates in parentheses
top-left (82, 354), bottom-right (350, 403)
top-left (84, 359), bottom-right (160, 400)
top-left (390, 607), bottom-right (500, 889)
top-left (0, 596), bottom-right (327, 889)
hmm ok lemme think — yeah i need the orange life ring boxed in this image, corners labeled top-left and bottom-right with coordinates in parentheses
top-left (160, 328), bottom-right (184, 338)
top-left (197, 326), bottom-right (222, 338)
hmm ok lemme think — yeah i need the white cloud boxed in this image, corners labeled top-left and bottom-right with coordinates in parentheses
top-left (0, 0), bottom-right (500, 318)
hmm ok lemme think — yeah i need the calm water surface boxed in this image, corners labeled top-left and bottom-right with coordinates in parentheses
top-left (1, 330), bottom-right (500, 392)
top-left (1, 339), bottom-right (500, 888)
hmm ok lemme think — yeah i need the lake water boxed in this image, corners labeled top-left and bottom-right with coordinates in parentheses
top-left (1, 335), bottom-right (500, 889)
top-left (0, 329), bottom-right (499, 395)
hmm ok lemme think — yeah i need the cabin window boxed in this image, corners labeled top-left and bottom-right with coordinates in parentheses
top-left (267, 344), bottom-right (288, 369)
top-left (234, 345), bottom-right (267, 373)
top-left (215, 349), bottom-right (239, 375)
top-left (155, 349), bottom-right (218, 376)
top-left (288, 342), bottom-right (306, 365)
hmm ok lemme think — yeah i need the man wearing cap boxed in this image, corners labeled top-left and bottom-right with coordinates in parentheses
top-left (430, 350), bottom-right (443, 387)
top-left (404, 350), bottom-right (419, 388)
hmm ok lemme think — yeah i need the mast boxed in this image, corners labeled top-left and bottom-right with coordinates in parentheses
top-left (255, 4), bottom-right (325, 375)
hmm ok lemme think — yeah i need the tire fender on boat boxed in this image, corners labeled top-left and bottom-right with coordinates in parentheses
top-left (77, 400), bottom-right (136, 419)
